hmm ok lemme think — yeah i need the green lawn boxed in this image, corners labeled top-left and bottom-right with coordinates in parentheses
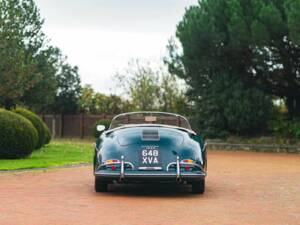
top-left (0, 140), bottom-right (94, 171)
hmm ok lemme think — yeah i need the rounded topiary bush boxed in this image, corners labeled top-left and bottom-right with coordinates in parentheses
top-left (13, 108), bottom-right (46, 149)
top-left (92, 119), bottom-right (111, 138)
top-left (0, 109), bottom-right (38, 159)
top-left (43, 123), bottom-right (51, 145)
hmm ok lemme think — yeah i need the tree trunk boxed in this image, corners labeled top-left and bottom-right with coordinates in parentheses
top-left (286, 96), bottom-right (300, 119)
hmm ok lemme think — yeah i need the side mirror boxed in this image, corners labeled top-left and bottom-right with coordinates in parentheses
top-left (96, 125), bottom-right (106, 132)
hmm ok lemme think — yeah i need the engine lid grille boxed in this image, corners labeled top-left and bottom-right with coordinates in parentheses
top-left (141, 130), bottom-right (160, 141)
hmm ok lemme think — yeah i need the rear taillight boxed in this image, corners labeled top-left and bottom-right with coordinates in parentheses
top-left (105, 159), bottom-right (121, 171)
top-left (106, 159), bottom-right (120, 164)
top-left (181, 159), bottom-right (194, 172)
top-left (181, 159), bottom-right (194, 164)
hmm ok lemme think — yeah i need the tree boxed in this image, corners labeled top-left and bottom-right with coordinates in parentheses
top-left (21, 47), bottom-right (61, 112)
top-left (0, 0), bottom-right (45, 109)
top-left (79, 85), bottom-right (134, 114)
top-left (115, 60), bottom-right (161, 111)
top-left (167, 0), bottom-right (300, 119)
top-left (158, 73), bottom-right (192, 116)
top-left (115, 59), bottom-right (190, 114)
top-left (78, 85), bottom-right (94, 113)
top-left (51, 62), bottom-right (81, 114)
top-left (196, 74), bottom-right (272, 137)
top-left (0, 0), bottom-right (81, 113)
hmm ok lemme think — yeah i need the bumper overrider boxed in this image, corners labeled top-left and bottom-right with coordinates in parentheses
top-left (94, 155), bottom-right (206, 183)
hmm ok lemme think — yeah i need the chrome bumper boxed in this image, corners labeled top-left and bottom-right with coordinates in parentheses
top-left (94, 171), bottom-right (206, 177)
top-left (95, 155), bottom-right (206, 182)
top-left (94, 171), bottom-right (206, 183)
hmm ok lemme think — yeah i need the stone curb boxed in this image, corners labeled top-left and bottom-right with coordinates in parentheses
top-left (207, 142), bottom-right (300, 153)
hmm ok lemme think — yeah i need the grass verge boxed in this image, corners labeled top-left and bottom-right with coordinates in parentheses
top-left (0, 140), bottom-right (93, 171)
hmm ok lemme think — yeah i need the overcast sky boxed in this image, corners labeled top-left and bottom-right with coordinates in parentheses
top-left (35, 0), bottom-right (197, 94)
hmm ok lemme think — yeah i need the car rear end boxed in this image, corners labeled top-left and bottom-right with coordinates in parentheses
top-left (94, 126), bottom-right (207, 193)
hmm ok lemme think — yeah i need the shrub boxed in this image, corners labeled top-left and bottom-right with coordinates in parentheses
top-left (290, 121), bottom-right (300, 139)
top-left (0, 109), bottom-right (38, 159)
top-left (13, 108), bottom-right (46, 149)
top-left (92, 119), bottom-right (111, 138)
top-left (43, 123), bottom-right (51, 144)
top-left (268, 118), bottom-right (300, 139)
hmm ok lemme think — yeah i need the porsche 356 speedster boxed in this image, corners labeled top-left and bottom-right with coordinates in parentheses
top-left (93, 112), bottom-right (207, 194)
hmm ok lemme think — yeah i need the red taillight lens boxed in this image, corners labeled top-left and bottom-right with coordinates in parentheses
top-left (111, 165), bottom-right (116, 171)
top-left (185, 166), bottom-right (190, 171)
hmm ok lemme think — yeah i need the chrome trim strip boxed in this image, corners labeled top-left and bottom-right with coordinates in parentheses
top-left (180, 163), bottom-right (203, 171)
top-left (125, 162), bottom-right (134, 170)
top-left (94, 172), bottom-right (206, 177)
top-left (97, 161), bottom-right (134, 171)
top-left (138, 167), bottom-right (162, 170)
top-left (124, 173), bottom-right (206, 177)
top-left (112, 111), bottom-right (186, 119)
top-left (96, 162), bottom-right (121, 171)
top-left (166, 162), bottom-right (177, 171)
top-left (109, 111), bottom-right (191, 129)
top-left (166, 161), bottom-right (204, 172)
top-left (106, 124), bottom-right (196, 135)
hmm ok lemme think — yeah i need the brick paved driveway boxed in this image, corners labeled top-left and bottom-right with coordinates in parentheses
top-left (0, 151), bottom-right (299, 225)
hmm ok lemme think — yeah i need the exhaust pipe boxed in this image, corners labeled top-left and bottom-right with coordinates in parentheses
top-left (119, 177), bottom-right (125, 182)
top-left (176, 177), bottom-right (182, 183)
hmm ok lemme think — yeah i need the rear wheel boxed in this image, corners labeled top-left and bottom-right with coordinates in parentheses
top-left (95, 177), bottom-right (108, 192)
top-left (192, 179), bottom-right (205, 194)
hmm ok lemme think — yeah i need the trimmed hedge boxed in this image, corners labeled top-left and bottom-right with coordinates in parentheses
top-left (43, 123), bottom-right (51, 145)
top-left (0, 109), bottom-right (38, 159)
top-left (13, 108), bottom-right (47, 149)
top-left (92, 119), bottom-right (111, 138)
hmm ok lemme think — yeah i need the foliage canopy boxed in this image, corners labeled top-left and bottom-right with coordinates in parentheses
top-left (0, 0), bottom-right (45, 108)
top-left (115, 60), bottom-right (192, 116)
top-left (0, 0), bottom-right (81, 114)
top-left (167, 0), bottom-right (300, 118)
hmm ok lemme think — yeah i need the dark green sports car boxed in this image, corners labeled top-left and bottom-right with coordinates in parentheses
top-left (93, 112), bottom-right (207, 194)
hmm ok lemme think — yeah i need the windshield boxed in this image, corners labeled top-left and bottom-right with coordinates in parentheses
top-left (109, 112), bottom-right (191, 130)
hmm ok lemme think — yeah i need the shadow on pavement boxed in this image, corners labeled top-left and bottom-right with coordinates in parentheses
top-left (99, 183), bottom-right (205, 197)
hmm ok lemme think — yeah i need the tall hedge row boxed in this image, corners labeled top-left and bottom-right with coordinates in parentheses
top-left (44, 123), bottom-right (52, 145)
top-left (0, 109), bottom-right (38, 159)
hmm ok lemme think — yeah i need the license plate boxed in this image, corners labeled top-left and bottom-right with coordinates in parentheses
top-left (139, 146), bottom-right (161, 169)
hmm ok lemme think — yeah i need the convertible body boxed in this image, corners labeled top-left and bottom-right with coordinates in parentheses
top-left (93, 112), bottom-right (207, 194)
